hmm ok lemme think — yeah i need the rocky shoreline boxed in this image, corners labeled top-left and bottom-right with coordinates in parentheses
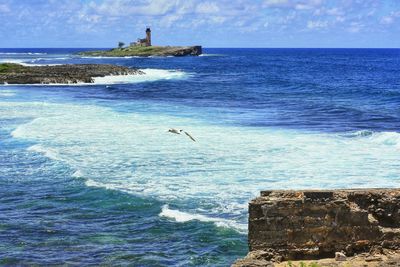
top-left (233, 189), bottom-right (400, 267)
top-left (79, 45), bottom-right (202, 57)
top-left (0, 63), bottom-right (144, 84)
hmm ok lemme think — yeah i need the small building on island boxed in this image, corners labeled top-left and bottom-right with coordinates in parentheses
top-left (131, 27), bottom-right (151, 47)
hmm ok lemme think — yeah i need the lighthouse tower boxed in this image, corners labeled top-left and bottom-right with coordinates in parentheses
top-left (145, 27), bottom-right (151, 46)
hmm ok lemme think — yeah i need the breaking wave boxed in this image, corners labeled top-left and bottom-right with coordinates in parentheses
top-left (0, 59), bottom-right (30, 65)
top-left (27, 144), bottom-right (63, 161)
top-left (0, 58), bottom-right (61, 66)
top-left (342, 130), bottom-right (400, 149)
top-left (159, 205), bottom-right (247, 233)
top-left (199, 54), bottom-right (225, 57)
top-left (0, 52), bottom-right (47, 55)
top-left (0, 90), bottom-right (16, 97)
top-left (93, 69), bottom-right (188, 84)
top-left (342, 130), bottom-right (374, 137)
top-left (369, 131), bottom-right (400, 149)
top-left (31, 57), bottom-right (69, 62)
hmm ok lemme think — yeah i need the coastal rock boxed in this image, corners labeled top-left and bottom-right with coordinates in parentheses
top-left (233, 189), bottom-right (400, 266)
top-left (335, 252), bottom-right (346, 261)
top-left (0, 63), bottom-right (144, 84)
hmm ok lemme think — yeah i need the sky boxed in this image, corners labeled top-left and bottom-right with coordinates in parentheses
top-left (0, 0), bottom-right (399, 48)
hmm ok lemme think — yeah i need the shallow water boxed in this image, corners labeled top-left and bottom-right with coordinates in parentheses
top-left (0, 48), bottom-right (399, 266)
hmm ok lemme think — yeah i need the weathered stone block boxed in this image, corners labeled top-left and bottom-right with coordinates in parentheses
top-left (247, 189), bottom-right (400, 261)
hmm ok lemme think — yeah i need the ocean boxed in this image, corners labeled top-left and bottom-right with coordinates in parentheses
top-left (0, 48), bottom-right (399, 266)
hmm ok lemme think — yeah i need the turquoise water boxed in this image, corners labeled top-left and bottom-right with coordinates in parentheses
top-left (0, 48), bottom-right (399, 266)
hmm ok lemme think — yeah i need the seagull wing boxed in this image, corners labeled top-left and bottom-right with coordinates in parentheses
top-left (184, 131), bottom-right (196, 142)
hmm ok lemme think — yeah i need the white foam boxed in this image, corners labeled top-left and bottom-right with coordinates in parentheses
top-left (199, 54), bottom-right (224, 57)
top-left (31, 57), bottom-right (69, 62)
top-left (93, 69), bottom-right (188, 84)
top-left (72, 169), bottom-right (84, 178)
top-left (85, 179), bottom-right (123, 191)
top-left (159, 205), bottom-right (247, 233)
top-left (0, 90), bottom-right (15, 97)
top-left (0, 52), bottom-right (47, 55)
top-left (27, 144), bottom-right (63, 161)
top-left (0, 59), bottom-right (28, 64)
top-left (0, 59), bottom-right (62, 66)
top-left (343, 130), bottom-right (374, 137)
top-left (369, 132), bottom-right (400, 149)
top-left (3, 101), bottom-right (400, 232)
top-left (343, 130), bottom-right (400, 149)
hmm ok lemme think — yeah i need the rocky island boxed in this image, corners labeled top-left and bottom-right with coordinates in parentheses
top-left (79, 27), bottom-right (202, 57)
top-left (234, 189), bottom-right (400, 267)
top-left (0, 63), bottom-right (144, 84)
top-left (79, 45), bottom-right (202, 57)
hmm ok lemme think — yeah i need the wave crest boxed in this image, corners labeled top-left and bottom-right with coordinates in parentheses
top-left (342, 130), bottom-right (374, 138)
top-left (93, 68), bottom-right (188, 85)
top-left (27, 144), bottom-right (63, 161)
top-left (0, 59), bottom-right (61, 66)
top-left (0, 52), bottom-right (47, 55)
top-left (343, 130), bottom-right (400, 149)
top-left (370, 132), bottom-right (400, 149)
top-left (159, 205), bottom-right (247, 233)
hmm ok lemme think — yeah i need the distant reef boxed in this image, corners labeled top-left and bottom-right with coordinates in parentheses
top-left (79, 45), bottom-right (202, 57)
top-left (0, 63), bottom-right (143, 84)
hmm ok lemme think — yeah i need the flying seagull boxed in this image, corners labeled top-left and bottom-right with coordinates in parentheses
top-left (167, 128), bottom-right (196, 142)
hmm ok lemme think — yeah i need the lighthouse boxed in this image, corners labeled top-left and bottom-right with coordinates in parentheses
top-left (146, 27), bottom-right (151, 46)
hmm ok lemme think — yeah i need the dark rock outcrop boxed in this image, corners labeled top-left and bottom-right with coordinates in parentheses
top-left (233, 189), bottom-right (400, 266)
top-left (0, 63), bottom-right (144, 84)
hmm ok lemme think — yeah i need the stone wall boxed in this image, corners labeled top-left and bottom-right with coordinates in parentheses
top-left (235, 189), bottom-right (400, 265)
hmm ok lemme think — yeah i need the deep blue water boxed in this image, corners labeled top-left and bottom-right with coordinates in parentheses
top-left (0, 48), bottom-right (399, 266)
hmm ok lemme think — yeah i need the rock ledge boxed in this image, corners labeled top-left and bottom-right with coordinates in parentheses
top-left (233, 189), bottom-right (400, 267)
top-left (0, 63), bottom-right (144, 84)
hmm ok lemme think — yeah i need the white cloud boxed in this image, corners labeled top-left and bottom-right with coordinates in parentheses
top-left (1, 0), bottom-right (397, 46)
top-left (295, 4), bottom-right (312, 10)
top-left (381, 16), bottom-right (394, 25)
top-left (211, 16), bottom-right (227, 24)
top-left (89, 0), bottom-right (178, 16)
top-left (326, 8), bottom-right (342, 16)
top-left (264, 0), bottom-right (323, 10)
top-left (196, 2), bottom-right (220, 14)
top-left (380, 11), bottom-right (400, 25)
top-left (79, 14), bottom-right (102, 23)
top-left (347, 21), bottom-right (363, 33)
top-left (263, 0), bottom-right (289, 8)
top-left (0, 4), bottom-right (10, 13)
top-left (307, 20), bottom-right (328, 29)
top-left (159, 13), bottom-right (182, 28)
top-left (336, 16), bottom-right (345, 23)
